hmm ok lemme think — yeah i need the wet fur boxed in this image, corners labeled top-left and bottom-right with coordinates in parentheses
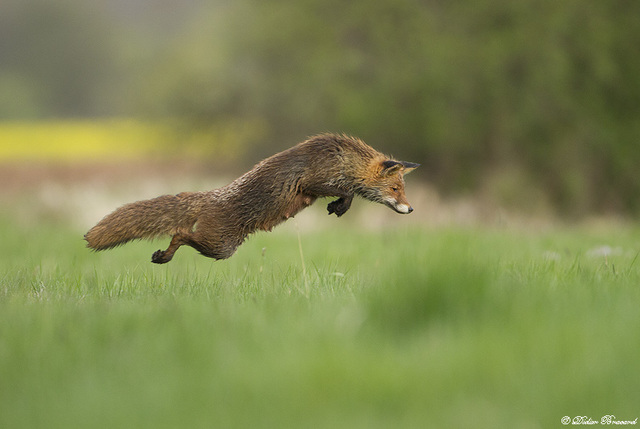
top-left (85, 133), bottom-right (418, 263)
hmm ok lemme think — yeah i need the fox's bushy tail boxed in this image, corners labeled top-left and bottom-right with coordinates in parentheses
top-left (85, 194), bottom-right (199, 250)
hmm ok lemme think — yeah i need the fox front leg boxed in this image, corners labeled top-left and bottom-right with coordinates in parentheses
top-left (327, 194), bottom-right (353, 217)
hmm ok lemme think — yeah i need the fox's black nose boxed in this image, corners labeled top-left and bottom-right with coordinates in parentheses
top-left (408, 206), bottom-right (413, 213)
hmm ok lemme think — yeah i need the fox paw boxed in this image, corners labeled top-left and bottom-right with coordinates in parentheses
top-left (151, 250), bottom-right (169, 264)
top-left (327, 198), bottom-right (349, 217)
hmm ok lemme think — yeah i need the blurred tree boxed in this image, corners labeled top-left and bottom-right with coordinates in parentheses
top-left (0, 0), bottom-right (122, 118)
top-left (2, 0), bottom-right (639, 215)
top-left (153, 0), bottom-right (639, 215)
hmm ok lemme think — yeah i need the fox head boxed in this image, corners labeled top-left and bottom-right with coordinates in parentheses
top-left (360, 159), bottom-right (420, 214)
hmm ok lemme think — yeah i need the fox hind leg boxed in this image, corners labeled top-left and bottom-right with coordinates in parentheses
top-left (151, 223), bottom-right (242, 263)
top-left (151, 233), bottom-right (189, 264)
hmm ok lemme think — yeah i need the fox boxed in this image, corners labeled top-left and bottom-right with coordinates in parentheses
top-left (85, 133), bottom-right (419, 264)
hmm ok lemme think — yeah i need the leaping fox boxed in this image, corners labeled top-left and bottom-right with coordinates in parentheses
top-left (85, 133), bottom-right (419, 263)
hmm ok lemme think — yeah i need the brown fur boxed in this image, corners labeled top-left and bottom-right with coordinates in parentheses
top-left (85, 133), bottom-right (419, 263)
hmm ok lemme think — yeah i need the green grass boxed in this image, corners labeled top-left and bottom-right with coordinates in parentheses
top-left (1, 216), bottom-right (639, 428)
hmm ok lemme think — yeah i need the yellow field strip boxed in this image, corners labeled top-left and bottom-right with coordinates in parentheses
top-left (0, 120), bottom-right (167, 162)
top-left (0, 119), bottom-right (262, 162)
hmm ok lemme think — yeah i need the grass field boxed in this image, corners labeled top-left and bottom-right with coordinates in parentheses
top-left (1, 213), bottom-right (639, 428)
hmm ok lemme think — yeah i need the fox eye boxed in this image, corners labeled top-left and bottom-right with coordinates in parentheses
top-left (391, 187), bottom-right (398, 192)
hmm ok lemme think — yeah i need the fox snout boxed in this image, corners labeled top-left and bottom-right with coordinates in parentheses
top-left (392, 202), bottom-right (414, 214)
top-left (398, 204), bottom-right (414, 214)
top-left (384, 198), bottom-right (414, 214)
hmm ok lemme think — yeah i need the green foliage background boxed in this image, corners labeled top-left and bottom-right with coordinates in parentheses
top-left (2, 0), bottom-right (640, 214)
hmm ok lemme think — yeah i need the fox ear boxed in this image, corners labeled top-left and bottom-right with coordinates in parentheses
top-left (400, 161), bottom-right (420, 175)
top-left (381, 160), bottom-right (420, 176)
top-left (381, 160), bottom-right (403, 176)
